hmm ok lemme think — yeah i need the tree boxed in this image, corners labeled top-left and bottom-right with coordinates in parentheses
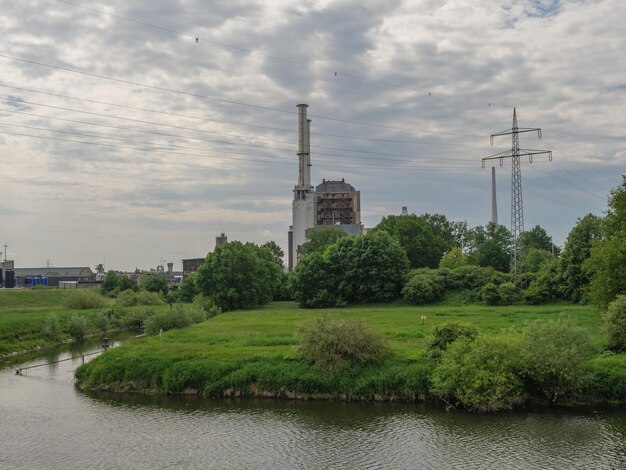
top-left (195, 241), bottom-right (282, 310)
top-left (262, 241), bottom-right (285, 269)
top-left (373, 214), bottom-right (445, 268)
top-left (141, 275), bottom-right (168, 295)
top-left (298, 227), bottom-right (347, 257)
top-left (468, 223), bottom-right (512, 272)
top-left (118, 274), bottom-right (137, 293)
top-left (605, 295), bottom-right (626, 352)
top-left (291, 231), bottom-right (409, 307)
top-left (178, 274), bottom-right (198, 302)
top-left (519, 225), bottom-right (558, 254)
top-left (585, 177), bottom-right (626, 309)
top-left (419, 213), bottom-right (468, 252)
top-left (439, 247), bottom-right (467, 270)
top-left (94, 263), bottom-right (105, 274)
top-left (524, 248), bottom-right (554, 274)
top-left (559, 214), bottom-right (603, 302)
top-left (102, 271), bottom-right (120, 295)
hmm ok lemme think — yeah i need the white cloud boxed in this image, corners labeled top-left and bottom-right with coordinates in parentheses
top-left (0, 0), bottom-right (623, 270)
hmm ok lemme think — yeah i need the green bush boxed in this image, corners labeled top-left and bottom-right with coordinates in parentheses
top-left (41, 314), bottom-right (62, 340)
top-left (115, 289), bottom-right (164, 307)
top-left (498, 282), bottom-right (518, 305)
top-left (520, 317), bottom-right (596, 402)
top-left (144, 305), bottom-right (192, 335)
top-left (447, 265), bottom-right (509, 291)
top-left (604, 295), bottom-right (626, 352)
top-left (424, 321), bottom-right (479, 360)
top-left (192, 294), bottom-right (222, 319)
top-left (481, 282), bottom-right (501, 305)
top-left (63, 289), bottom-right (107, 309)
top-left (141, 275), bottom-right (169, 295)
top-left (431, 333), bottom-right (525, 412)
top-left (298, 317), bottom-right (388, 372)
top-left (402, 273), bottom-right (445, 304)
top-left (586, 354), bottom-right (626, 403)
top-left (177, 275), bottom-right (197, 302)
top-left (90, 311), bottom-right (110, 332)
top-left (67, 315), bottom-right (88, 341)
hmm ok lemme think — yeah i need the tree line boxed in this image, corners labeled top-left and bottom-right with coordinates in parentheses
top-left (178, 176), bottom-right (626, 316)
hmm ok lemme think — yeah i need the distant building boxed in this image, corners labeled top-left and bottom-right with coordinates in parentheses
top-left (182, 258), bottom-right (205, 277)
top-left (216, 233), bottom-right (228, 249)
top-left (14, 267), bottom-right (95, 288)
top-left (316, 179), bottom-right (361, 226)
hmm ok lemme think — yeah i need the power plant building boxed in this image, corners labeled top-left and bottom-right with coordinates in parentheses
top-left (288, 105), bottom-right (363, 271)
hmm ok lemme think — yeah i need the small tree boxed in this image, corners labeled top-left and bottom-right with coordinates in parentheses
top-left (67, 315), bottom-right (88, 341)
top-left (439, 247), bottom-right (467, 270)
top-left (299, 317), bottom-right (387, 372)
top-left (177, 275), bottom-right (197, 302)
top-left (425, 321), bottom-right (479, 359)
top-left (41, 314), bottom-right (62, 340)
top-left (402, 273), bottom-right (445, 304)
top-left (481, 283), bottom-right (501, 305)
top-left (521, 317), bottom-right (596, 402)
top-left (605, 295), bottom-right (626, 352)
top-left (141, 275), bottom-right (169, 295)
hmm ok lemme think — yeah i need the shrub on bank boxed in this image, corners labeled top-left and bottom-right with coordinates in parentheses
top-left (520, 317), bottom-right (596, 403)
top-left (605, 295), bottom-right (626, 352)
top-left (431, 333), bottom-right (525, 412)
top-left (424, 321), bottom-right (479, 360)
top-left (67, 315), bottom-right (88, 341)
top-left (41, 314), bottom-right (62, 340)
top-left (299, 317), bottom-right (388, 372)
top-left (144, 306), bottom-right (192, 335)
top-left (64, 289), bottom-right (107, 310)
top-left (116, 289), bottom-right (164, 307)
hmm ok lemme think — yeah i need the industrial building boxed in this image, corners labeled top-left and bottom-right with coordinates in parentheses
top-left (182, 233), bottom-right (228, 277)
top-left (13, 267), bottom-right (95, 288)
top-left (288, 105), bottom-right (363, 271)
top-left (316, 179), bottom-right (361, 226)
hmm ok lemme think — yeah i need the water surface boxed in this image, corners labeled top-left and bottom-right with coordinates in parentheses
top-left (1, 338), bottom-right (625, 469)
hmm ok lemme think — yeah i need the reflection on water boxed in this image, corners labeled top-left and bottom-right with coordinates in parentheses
top-left (1, 339), bottom-right (626, 469)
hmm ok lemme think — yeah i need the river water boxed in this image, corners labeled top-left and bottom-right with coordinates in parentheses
top-left (1, 337), bottom-right (626, 469)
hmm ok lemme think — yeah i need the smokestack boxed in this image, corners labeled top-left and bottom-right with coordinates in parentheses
top-left (297, 104), bottom-right (310, 188)
top-left (491, 166), bottom-right (498, 225)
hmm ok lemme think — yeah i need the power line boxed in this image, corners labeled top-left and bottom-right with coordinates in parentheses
top-left (0, 130), bottom-right (478, 172)
top-left (0, 82), bottom-right (489, 148)
top-left (52, 0), bottom-right (510, 109)
top-left (0, 104), bottom-right (476, 164)
top-left (0, 53), bottom-right (487, 138)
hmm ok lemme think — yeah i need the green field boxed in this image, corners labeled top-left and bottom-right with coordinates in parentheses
top-left (76, 300), bottom-right (626, 407)
top-left (0, 289), bottom-right (161, 355)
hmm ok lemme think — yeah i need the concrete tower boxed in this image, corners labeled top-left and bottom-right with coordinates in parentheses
top-left (288, 104), bottom-right (316, 271)
top-left (491, 166), bottom-right (498, 225)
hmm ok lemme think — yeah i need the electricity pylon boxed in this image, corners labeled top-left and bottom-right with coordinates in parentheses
top-left (482, 108), bottom-right (552, 285)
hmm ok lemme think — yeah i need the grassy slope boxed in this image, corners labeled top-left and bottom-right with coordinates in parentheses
top-left (76, 301), bottom-right (612, 400)
top-left (0, 289), bottom-right (115, 354)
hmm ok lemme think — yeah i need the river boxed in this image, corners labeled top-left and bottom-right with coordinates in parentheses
top-left (1, 337), bottom-right (626, 469)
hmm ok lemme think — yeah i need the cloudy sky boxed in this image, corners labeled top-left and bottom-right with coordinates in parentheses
top-left (0, 0), bottom-right (624, 271)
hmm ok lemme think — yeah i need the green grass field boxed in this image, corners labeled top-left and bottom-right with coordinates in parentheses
top-left (76, 300), bottom-right (623, 406)
top-left (0, 289), bottom-right (159, 355)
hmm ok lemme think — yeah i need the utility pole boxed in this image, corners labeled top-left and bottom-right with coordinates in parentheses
top-left (482, 108), bottom-right (552, 285)
top-left (3, 243), bottom-right (7, 262)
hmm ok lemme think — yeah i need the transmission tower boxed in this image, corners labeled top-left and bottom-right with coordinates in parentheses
top-left (482, 108), bottom-right (552, 284)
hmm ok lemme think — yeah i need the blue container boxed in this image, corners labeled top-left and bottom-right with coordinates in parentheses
top-left (42, 276), bottom-right (48, 287)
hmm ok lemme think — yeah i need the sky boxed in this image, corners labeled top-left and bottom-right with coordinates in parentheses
top-left (0, 0), bottom-right (624, 271)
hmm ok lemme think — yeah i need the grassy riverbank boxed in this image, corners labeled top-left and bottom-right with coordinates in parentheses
top-left (0, 289), bottom-right (164, 355)
top-left (75, 301), bottom-right (626, 407)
